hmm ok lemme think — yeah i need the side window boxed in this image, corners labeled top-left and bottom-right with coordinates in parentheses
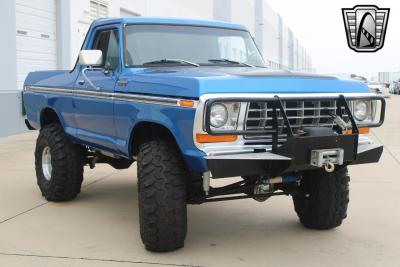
top-left (92, 29), bottom-right (120, 70)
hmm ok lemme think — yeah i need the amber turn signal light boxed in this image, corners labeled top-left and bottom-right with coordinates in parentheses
top-left (179, 100), bottom-right (195, 107)
top-left (345, 128), bottom-right (370, 135)
top-left (196, 134), bottom-right (237, 143)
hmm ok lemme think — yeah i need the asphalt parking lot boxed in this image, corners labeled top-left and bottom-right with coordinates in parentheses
top-left (1, 96), bottom-right (400, 267)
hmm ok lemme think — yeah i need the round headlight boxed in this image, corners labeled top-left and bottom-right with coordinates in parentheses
top-left (354, 100), bottom-right (368, 121)
top-left (210, 103), bottom-right (228, 128)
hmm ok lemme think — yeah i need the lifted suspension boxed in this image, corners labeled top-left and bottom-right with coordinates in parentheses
top-left (191, 173), bottom-right (303, 204)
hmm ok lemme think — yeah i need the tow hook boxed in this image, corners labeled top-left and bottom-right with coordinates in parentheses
top-left (324, 162), bottom-right (335, 173)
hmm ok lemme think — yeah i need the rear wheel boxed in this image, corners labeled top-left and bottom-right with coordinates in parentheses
top-left (35, 123), bottom-right (84, 201)
top-left (137, 140), bottom-right (187, 252)
top-left (292, 167), bottom-right (350, 229)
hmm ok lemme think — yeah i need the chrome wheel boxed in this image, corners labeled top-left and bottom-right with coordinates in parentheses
top-left (42, 146), bottom-right (52, 181)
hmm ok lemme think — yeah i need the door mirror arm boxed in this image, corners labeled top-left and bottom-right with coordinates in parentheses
top-left (80, 67), bottom-right (103, 90)
top-left (78, 50), bottom-right (105, 90)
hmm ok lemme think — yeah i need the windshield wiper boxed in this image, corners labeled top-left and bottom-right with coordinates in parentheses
top-left (208, 58), bottom-right (255, 67)
top-left (142, 59), bottom-right (199, 67)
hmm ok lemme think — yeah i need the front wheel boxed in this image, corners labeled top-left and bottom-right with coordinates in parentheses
top-left (292, 167), bottom-right (350, 229)
top-left (137, 140), bottom-right (187, 252)
top-left (35, 123), bottom-right (84, 201)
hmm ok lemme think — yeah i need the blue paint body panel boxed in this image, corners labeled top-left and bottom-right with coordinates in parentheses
top-left (22, 18), bottom-right (370, 173)
top-left (119, 67), bottom-right (369, 98)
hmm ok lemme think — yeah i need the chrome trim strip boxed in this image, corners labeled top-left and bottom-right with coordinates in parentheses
top-left (27, 86), bottom-right (194, 107)
top-left (74, 89), bottom-right (113, 99)
top-left (29, 86), bottom-right (73, 95)
top-left (114, 92), bottom-right (178, 105)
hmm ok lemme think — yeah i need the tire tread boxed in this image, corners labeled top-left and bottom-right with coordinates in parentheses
top-left (35, 124), bottom-right (84, 201)
top-left (137, 140), bottom-right (187, 252)
top-left (293, 167), bottom-right (350, 229)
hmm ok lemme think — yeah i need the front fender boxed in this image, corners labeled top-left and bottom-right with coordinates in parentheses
top-left (114, 100), bottom-right (207, 172)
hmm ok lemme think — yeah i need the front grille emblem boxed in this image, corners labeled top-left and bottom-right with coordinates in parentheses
top-left (342, 5), bottom-right (390, 52)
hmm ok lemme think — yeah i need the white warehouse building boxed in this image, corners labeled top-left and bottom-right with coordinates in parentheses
top-left (1, 0), bottom-right (313, 137)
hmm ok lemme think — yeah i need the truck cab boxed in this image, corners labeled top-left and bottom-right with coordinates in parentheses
top-left (23, 17), bottom-right (385, 252)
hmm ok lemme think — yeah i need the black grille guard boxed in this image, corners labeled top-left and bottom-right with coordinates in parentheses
top-left (204, 95), bottom-right (386, 178)
top-left (204, 95), bottom-right (385, 150)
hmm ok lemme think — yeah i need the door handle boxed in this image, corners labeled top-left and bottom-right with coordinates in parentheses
top-left (78, 80), bottom-right (85, 85)
top-left (117, 80), bottom-right (128, 86)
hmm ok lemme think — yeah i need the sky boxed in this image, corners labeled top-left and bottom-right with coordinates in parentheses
top-left (266, 0), bottom-right (400, 77)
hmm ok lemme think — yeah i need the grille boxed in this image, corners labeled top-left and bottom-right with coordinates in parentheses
top-left (244, 99), bottom-right (349, 144)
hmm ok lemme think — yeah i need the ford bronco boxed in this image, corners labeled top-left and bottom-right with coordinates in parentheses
top-left (22, 18), bottom-right (385, 252)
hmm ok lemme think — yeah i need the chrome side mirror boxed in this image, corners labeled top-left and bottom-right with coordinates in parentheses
top-left (79, 50), bottom-right (103, 66)
top-left (78, 50), bottom-right (104, 90)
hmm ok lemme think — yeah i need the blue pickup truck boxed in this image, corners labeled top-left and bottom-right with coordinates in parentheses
top-left (23, 17), bottom-right (385, 252)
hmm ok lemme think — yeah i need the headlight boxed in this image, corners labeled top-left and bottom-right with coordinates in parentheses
top-left (210, 103), bottom-right (228, 128)
top-left (354, 100), bottom-right (368, 121)
top-left (209, 102), bottom-right (240, 130)
top-left (351, 99), bottom-right (378, 124)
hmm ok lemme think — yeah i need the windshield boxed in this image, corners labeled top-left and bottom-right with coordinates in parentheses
top-left (124, 24), bottom-right (265, 67)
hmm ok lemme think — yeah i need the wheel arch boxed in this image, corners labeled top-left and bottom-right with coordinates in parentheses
top-left (129, 121), bottom-right (182, 158)
top-left (39, 107), bottom-right (63, 128)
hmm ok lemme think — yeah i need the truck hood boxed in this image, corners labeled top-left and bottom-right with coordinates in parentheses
top-left (122, 67), bottom-right (370, 98)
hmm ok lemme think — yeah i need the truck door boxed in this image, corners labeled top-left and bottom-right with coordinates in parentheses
top-left (73, 26), bottom-right (120, 151)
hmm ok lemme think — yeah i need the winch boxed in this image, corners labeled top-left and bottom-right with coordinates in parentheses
top-left (310, 148), bottom-right (344, 173)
